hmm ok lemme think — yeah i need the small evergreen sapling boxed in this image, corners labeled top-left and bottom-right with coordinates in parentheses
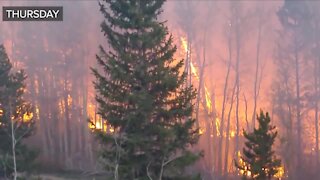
top-left (235, 111), bottom-right (281, 179)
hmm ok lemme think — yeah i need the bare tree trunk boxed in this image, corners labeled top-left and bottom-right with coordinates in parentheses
top-left (195, 43), bottom-right (206, 129)
top-left (9, 99), bottom-right (17, 180)
top-left (39, 77), bottom-right (50, 158)
top-left (315, 55), bottom-right (319, 168)
top-left (294, 32), bottom-right (302, 173)
top-left (184, 35), bottom-right (190, 89)
top-left (211, 92), bottom-right (217, 175)
top-left (63, 64), bottom-right (71, 168)
top-left (232, 3), bottom-right (241, 158)
top-left (313, 27), bottom-right (320, 167)
top-left (207, 115), bottom-right (213, 174)
top-left (11, 125), bottom-right (17, 180)
top-left (223, 81), bottom-right (237, 177)
top-left (188, 39), bottom-right (192, 89)
top-left (282, 74), bottom-right (295, 177)
top-left (313, 20), bottom-right (320, 170)
top-left (243, 93), bottom-right (249, 131)
top-left (9, 18), bottom-right (17, 180)
top-left (235, 23), bottom-right (240, 160)
top-left (10, 26), bottom-right (17, 180)
top-left (47, 71), bottom-right (55, 159)
top-left (252, 13), bottom-right (262, 130)
top-left (83, 79), bottom-right (89, 166)
top-left (218, 29), bottom-right (232, 175)
top-left (195, 43), bottom-right (214, 173)
top-left (114, 135), bottom-right (120, 180)
top-left (78, 52), bottom-right (88, 161)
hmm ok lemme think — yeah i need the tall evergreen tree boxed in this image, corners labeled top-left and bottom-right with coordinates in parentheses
top-left (235, 111), bottom-right (281, 180)
top-left (0, 45), bottom-right (36, 178)
top-left (92, 0), bottom-right (200, 179)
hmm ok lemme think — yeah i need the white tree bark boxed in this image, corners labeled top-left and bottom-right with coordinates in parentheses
top-left (9, 99), bottom-right (17, 180)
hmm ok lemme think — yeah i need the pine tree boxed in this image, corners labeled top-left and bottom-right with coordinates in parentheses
top-left (92, 0), bottom-right (201, 179)
top-left (0, 45), bottom-right (36, 178)
top-left (235, 111), bottom-right (281, 180)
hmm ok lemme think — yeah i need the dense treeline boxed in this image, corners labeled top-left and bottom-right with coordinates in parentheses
top-left (1, 0), bottom-right (320, 179)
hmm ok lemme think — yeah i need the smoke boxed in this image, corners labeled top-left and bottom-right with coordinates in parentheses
top-left (1, 0), bottom-right (320, 178)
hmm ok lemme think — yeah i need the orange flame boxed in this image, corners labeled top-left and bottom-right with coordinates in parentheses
top-left (23, 112), bottom-right (33, 122)
top-left (237, 151), bottom-right (285, 178)
top-left (180, 37), bottom-right (213, 114)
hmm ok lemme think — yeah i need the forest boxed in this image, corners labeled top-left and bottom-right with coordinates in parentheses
top-left (0, 0), bottom-right (319, 179)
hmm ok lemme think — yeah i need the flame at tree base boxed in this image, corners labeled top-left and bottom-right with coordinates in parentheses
top-left (236, 151), bottom-right (285, 179)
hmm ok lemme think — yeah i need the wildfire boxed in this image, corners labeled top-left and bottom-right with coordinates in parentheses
top-left (109, 126), bottom-right (115, 133)
top-left (0, 107), bottom-right (32, 122)
top-left (58, 100), bottom-right (64, 116)
top-left (87, 103), bottom-right (95, 120)
top-left (230, 130), bottom-right (236, 138)
top-left (87, 107), bottom-right (114, 133)
top-left (88, 121), bottom-right (95, 130)
top-left (181, 37), bottom-right (188, 53)
top-left (216, 117), bottom-right (221, 136)
top-left (95, 120), bottom-right (103, 130)
top-left (67, 94), bottom-right (72, 106)
top-left (180, 37), bottom-right (213, 114)
top-left (23, 112), bottom-right (33, 122)
top-left (204, 88), bottom-right (213, 113)
top-left (237, 151), bottom-right (285, 179)
top-left (35, 105), bottom-right (40, 120)
top-left (238, 154), bottom-right (252, 177)
top-left (275, 166), bottom-right (285, 179)
top-left (88, 120), bottom-right (103, 130)
top-left (199, 127), bottom-right (205, 135)
top-left (89, 119), bottom-right (115, 134)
